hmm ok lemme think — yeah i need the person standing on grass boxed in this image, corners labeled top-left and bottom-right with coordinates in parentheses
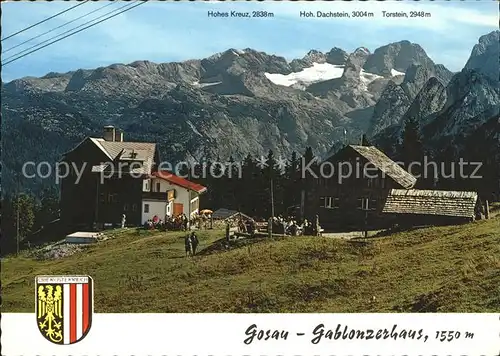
top-left (185, 234), bottom-right (193, 257)
top-left (190, 231), bottom-right (199, 256)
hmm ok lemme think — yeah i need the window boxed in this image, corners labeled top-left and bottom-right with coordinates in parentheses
top-left (326, 197), bottom-right (339, 209)
top-left (144, 204), bottom-right (149, 213)
top-left (320, 196), bottom-right (339, 209)
top-left (190, 198), bottom-right (199, 212)
top-left (132, 204), bottom-right (137, 212)
top-left (359, 198), bottom-right (377, 210)
top-left (359, 197), bottom-right (369, 210)
top-left (156, 182), bottom-right (161, 192)
top-left (319, 197), bottom-right (325, 207)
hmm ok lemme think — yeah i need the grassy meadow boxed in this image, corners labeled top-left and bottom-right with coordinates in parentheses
top-left (2, 216), bottom-right (499, 313)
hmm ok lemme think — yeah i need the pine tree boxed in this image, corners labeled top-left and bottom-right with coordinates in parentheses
top-left (302, 147), bottom-right (318, 220)
top-left (224, 155), bottom-right (240, 210)
top-left (10, 193), bottom-right (36, 241)
top-left (241, 154), bottom-right (256, 215)
top-left (401, 118), bottom-right (424, 185)
top-left (284, 151), bottom-right (299, 212)
top-left (264, 150), bottom-right (277, 218)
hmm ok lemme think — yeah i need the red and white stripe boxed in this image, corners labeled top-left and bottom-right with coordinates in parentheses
top-left (62, 282), bottom-right (91, 345)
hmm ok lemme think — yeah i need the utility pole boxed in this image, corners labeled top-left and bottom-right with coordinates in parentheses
top-left (187, 160), bottom-right (192, 231)
top-left (269, 175), bottom-right (274, 239)
top-left (270, 177), bottom-right (275, 221)
top-left (16, 179), bottom-right (20, 256)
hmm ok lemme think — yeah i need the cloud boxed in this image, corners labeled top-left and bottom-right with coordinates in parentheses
top-left (246, 1), bottom-right (498, 30)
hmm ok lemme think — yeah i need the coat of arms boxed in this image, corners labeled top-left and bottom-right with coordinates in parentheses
top-left (35, 275), bottom-right (93, 345)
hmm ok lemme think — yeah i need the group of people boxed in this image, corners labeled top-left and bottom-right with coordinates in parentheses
top-left (143, 214), bottom-right (189, 231)
top-left (272, 215), bottom-right (321, 236)
top-left (233, 215), bottom-right (321, 237)
top-left (270, 216), bottom-right (305, 236)
top-left (257, 215), bottom-right (321, 236)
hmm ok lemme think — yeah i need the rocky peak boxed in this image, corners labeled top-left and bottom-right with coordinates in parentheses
top-left (443, 69), bottom-right (499, 110)
top-left (401, 63), bottom-right (453, 99)
top-left (423, 68), bottom-right (500, 142)
top-left (290, 50), bottom-right (326, 71)
top-left (363, 40), bottom-right (434, 77)
top-left (464, 30), bottom-right (499, 84)
top-left (401, 77), bottom-right (448, 128)
top-left (342, 47), bottom-right (370, 79)
top-left (368, 81), bottom-right (412, 136)
top-left (201, 48), bottom-right (291, 78)
top-left (325, 47), bottom-right (348, 65)
top-left (367, 62), bottom-right (452, 138)
top-left (304, 49), bottom-right (325, 61)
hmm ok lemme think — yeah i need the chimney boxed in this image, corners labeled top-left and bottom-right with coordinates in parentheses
top-left (114, 130), bottom-right (123, 142)
top-left (103, 125), bottom-right (115, 142)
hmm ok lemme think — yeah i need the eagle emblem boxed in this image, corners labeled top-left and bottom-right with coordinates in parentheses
top-left (35, 275), bottom-right (93, 345)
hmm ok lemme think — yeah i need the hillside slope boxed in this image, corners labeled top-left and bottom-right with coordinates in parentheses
top-left (2, 217), bottom-right (499, 313)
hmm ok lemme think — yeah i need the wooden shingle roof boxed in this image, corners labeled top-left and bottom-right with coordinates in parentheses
top-left (382, 189), bottom-right (478, 218)
top-left (93, 139), bottom-right (156, 175)
top-left (349, 145), bottom-right (417, 189)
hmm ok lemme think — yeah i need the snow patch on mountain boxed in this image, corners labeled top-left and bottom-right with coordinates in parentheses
top-left (265, 62), bottom-right (405, 90)
top-left (391, 69), bottom-right (405, 76)
top-left (264, 63), bottom-right (344, 87)
top-left (192, 81), bottom-right (223, 88)
top-left (360, 70), bottom-right (383, 84)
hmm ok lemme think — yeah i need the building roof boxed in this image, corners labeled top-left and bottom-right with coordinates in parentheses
top-left (153, 171), bottom-right (207, 194)
top-left (64, 137), bottom-right (157, 175)
top-left (382, 189), bottom-right (478, 218)
top-left (211, 208), bottom-right (252, 220)
top-left (349, 145), bottom-right (417, 189)
top-left (98, 140), bottom-right (156, 175)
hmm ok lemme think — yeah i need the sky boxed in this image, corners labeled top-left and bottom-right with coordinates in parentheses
top-left (1, 0), bottom-right (498, 82)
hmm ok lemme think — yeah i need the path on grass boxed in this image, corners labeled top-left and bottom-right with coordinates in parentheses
top-left (322, 230), bottom-right (383, 239)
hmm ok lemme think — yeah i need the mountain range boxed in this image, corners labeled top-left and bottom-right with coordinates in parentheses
top-left (1, 30), bottom-right (499, 193)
